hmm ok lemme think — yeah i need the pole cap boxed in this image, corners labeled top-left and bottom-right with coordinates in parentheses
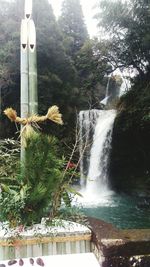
top-left (25, 0), bottom-right (32, 20)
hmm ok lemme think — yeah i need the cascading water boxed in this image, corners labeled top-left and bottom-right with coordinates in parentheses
top-left (100, 76), bottom-right (111, 106)
top-left (79, 109), bottom-right (116, 204)
top-left (76, 79), bottom-right (150, 229)
top-left (119, 77), bottom-right (130, 96)
top-left (79, 110), bottom-right (100, 186)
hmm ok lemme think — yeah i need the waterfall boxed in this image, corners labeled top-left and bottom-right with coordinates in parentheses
top-left (119, 77), bottom-right (130, 96)
top-left (79, 109), bottom-right (116, 204)
top-left (105, 76), bottom-right (111, 99)
top-left (79, 110), bottom-right (100, 186)
top-left (100, 76), bottom-right (111, 106)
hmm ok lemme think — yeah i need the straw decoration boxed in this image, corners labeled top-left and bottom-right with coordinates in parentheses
top-left (4, 106), bottom-right (63, 126)
top-left (4, 108), bottom-right (17, 122)
top-left (20, 124), bottom-right (38, 147)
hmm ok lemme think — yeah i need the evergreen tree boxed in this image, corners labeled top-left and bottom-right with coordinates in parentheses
top-left (32, 0), bottom-right (78, 122)
top-left (0, 0), bottom-right (22, 137)
top-left (76, 39), bottom-right (107, 108)
top-left (58, 1), bottom-right (109, 109)
top-left (58, 0), bottom-right (88, 59)
top-left (0, 0), bottom-right (78, 140)
top-left (0, 133), bottom-right (74, 226)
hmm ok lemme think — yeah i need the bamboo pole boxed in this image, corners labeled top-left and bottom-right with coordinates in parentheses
top-left (20, 19), bottom-right (29, 160)
top-left (25, 0), bottom-right (32, 20)
top-left (20, 19), bottom-right (29, 119)
top-left (28, 19), bottom-right (38, 115)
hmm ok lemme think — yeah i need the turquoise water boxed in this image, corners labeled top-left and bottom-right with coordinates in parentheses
top-left (81, 194), bottom-right (150, 229)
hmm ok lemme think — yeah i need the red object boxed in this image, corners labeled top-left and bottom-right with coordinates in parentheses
top-left (66, 161), bottom-right (76, 169)
top-left (17, 225), bottom-right (24, 233)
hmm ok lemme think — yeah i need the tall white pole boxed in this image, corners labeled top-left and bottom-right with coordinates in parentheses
top-left (20, 19), bottom-right (28, 160)
top-left (21, 19), bottom-right (29, 119)
top-left (28, 19), bottom-right (38, 115)
top-left (21, 0), bottom-right (38, 117)
top-left (25, 0), bottom-right (32, 20)
top-left (20, 0), bottom-right (38, 160)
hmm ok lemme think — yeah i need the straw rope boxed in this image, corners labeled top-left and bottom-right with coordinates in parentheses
top-left (4, 106), bottom-right (63, 126)
top-left (4, 106), bottom-right (63, 147)
top-left (0, 234), bottom-right (91, 247)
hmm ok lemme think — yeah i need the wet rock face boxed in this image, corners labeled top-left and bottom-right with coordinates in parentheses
top-left (108, 77), bottom-right (150, 195)
top-left (88, 217), bottom-right (121, 241)
top-left (88, 217), bottom-right (150, 267)
top-left (109, 109), bottom-right (150, 194)
top-left (103, 256), bottom-right (150, 267)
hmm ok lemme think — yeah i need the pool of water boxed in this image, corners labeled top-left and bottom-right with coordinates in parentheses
top-left (78, 193), bottom-right (150, 229)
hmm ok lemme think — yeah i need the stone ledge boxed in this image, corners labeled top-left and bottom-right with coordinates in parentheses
top-left (88, 217), bottom-right (150, 257)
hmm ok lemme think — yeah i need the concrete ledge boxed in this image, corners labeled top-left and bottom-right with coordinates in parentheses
top-left (0, 253), bottom-right (100, 267)
top-left (88, 217), bottom-right (150, 266)
top-left (0, 220), bottom-right (92, 260)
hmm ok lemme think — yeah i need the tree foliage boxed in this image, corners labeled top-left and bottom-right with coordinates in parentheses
top-left (32, 0), bottom-right (77, 114)
top-left (95, 0), bottom-right (150, 193)
top-left (76, 39), bottom-right (107, 107)
top-left (0, 0), bottom-right (109, 148)
top-left (0, 0), bottom-right (22, 137)
top-left (0, 0), bottom-right (78, 140)
top-left (58, 0), bottom-right (88, 58)
top-left (0, 138), bottom-right (20, 179)
top-left (96, 0), bottom-right (150, 74)
top-left (0, 133), bottom-right (77, 226)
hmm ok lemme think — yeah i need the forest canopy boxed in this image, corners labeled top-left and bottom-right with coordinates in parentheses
top-left (0, 0), bottom-right (150, 195)
top-left (0, 0), bottom-right (112, 139)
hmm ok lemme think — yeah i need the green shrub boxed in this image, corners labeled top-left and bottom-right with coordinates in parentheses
top-left (0, 133), bottom-right (79, 227)
top-left (0, 139), bottom-right (20, 179)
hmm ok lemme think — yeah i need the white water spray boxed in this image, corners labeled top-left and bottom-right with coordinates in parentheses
top-left (79, 110), bottom-right (116, 204)
top-left (79, 110), bottom-right (100, 186)
top-left (119, 78), bottom-right (130, 96)
top-left (100, 76), bottom-right (111, 106)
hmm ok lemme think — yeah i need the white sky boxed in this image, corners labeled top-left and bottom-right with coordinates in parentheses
top-left (49, 0), bottom-right (99, 37)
